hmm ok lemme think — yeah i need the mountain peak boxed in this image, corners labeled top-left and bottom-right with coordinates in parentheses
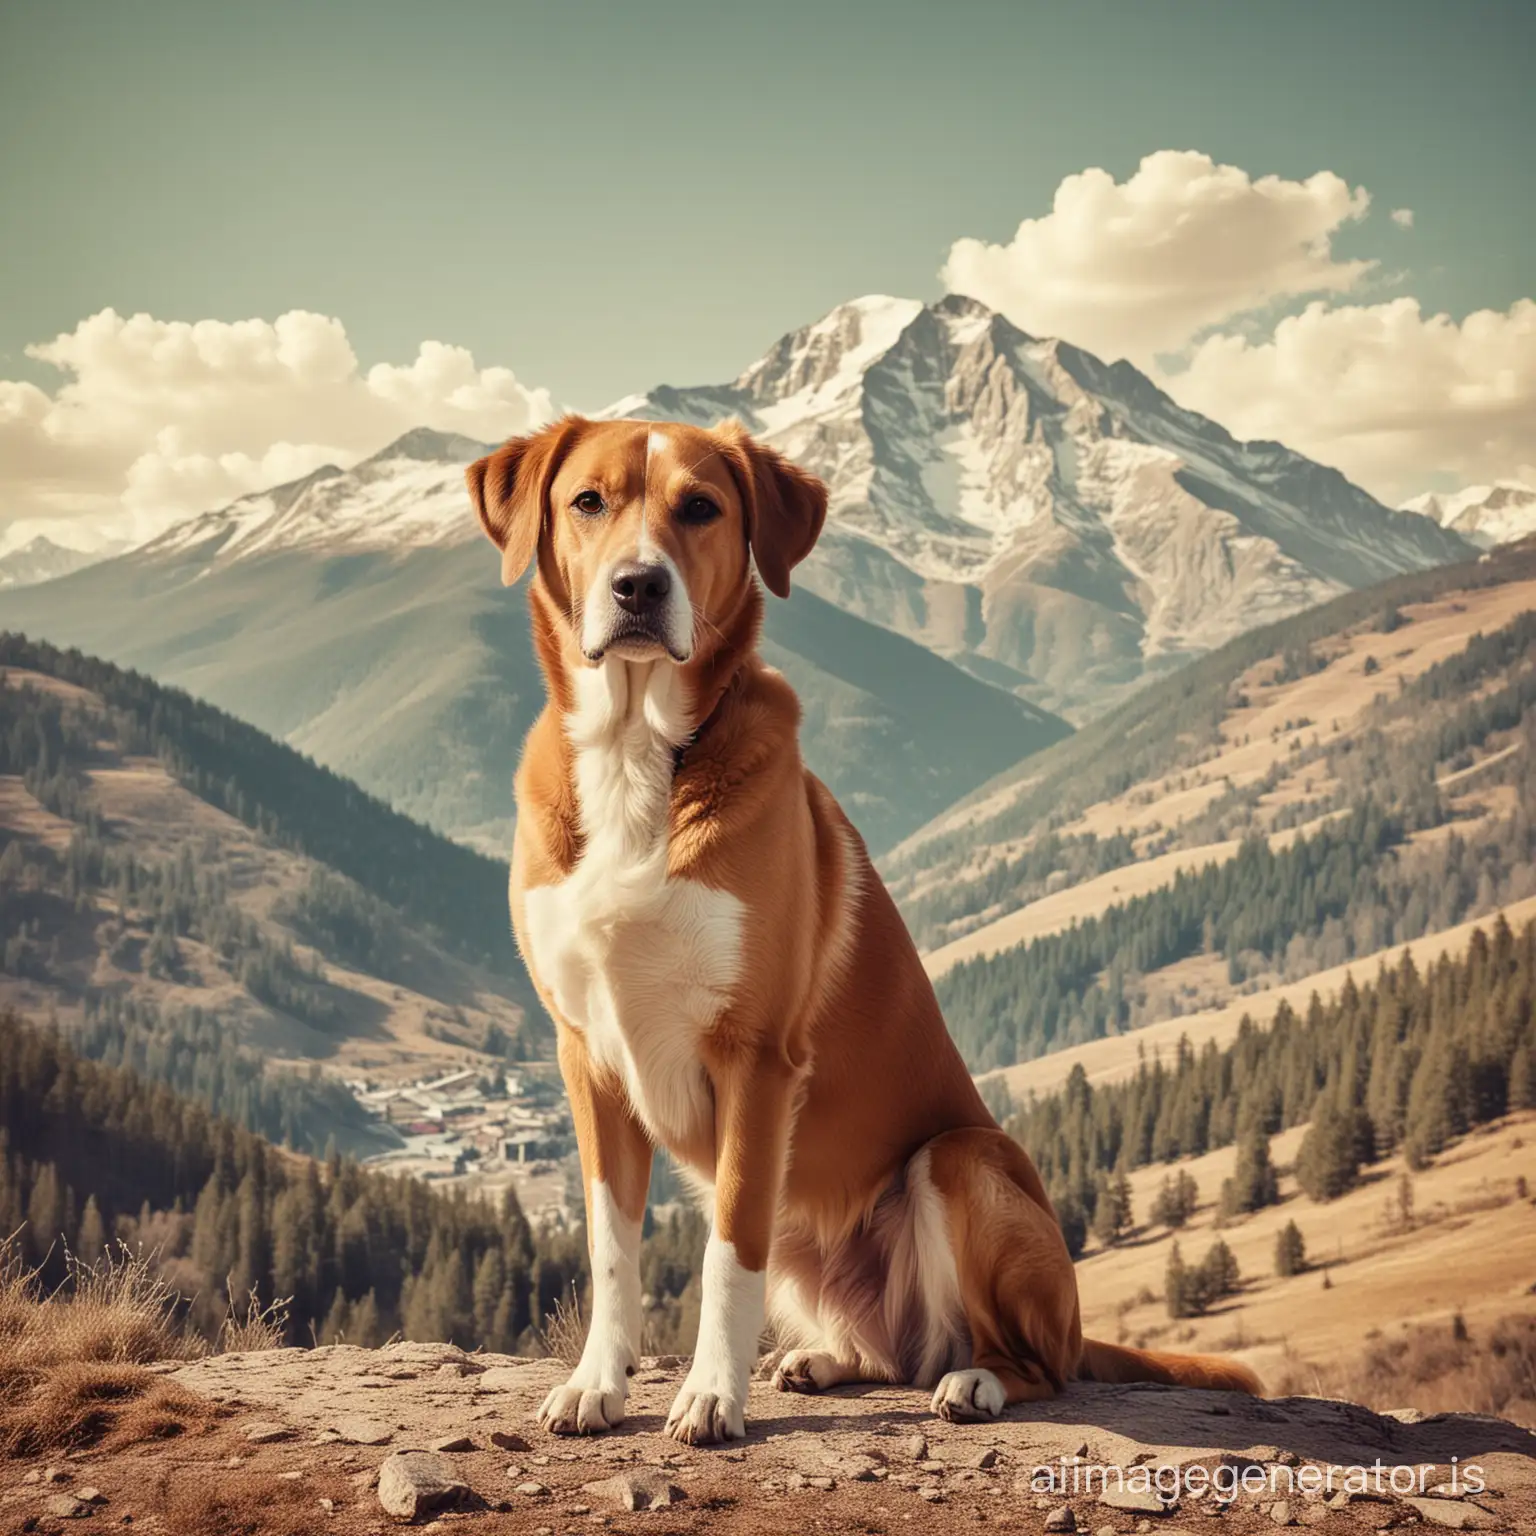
top-left (1399, 479), bottom-right (1536, 548)
top-left (361, 427), bottom-right (491, 467)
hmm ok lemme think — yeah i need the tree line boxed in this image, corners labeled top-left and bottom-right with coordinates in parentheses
top-left (1009, 915), bottom-right (1536, 1254)
top-left (0, 639), bottom-right (525, 976)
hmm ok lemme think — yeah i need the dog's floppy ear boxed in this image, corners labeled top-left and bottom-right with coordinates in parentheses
top-left (715, 421), bottom-right (828, 599)
top-left (466, 416), bottom-right (587, 586)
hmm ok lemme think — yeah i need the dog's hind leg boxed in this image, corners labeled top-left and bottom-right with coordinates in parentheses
top-left (923, 1127), bottom-right (1083, 1423)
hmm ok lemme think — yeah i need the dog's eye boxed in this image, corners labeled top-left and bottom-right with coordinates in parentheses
top-left (678, 495), bottom-right (720, 526)
top-left (572, 490), bottom-right (606, 517)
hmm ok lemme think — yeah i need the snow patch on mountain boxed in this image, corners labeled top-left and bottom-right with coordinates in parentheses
top-left (1400, 481), bottom-right (1536, 549)
top-left (0, 536), bottom-right (120, 589)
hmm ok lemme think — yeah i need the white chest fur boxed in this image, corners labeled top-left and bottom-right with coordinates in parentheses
top-left (522, 659), bottom-right (744, 1153)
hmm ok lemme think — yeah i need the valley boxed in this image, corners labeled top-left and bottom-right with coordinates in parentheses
top-left (0, 642), bottom-right (565, 1194)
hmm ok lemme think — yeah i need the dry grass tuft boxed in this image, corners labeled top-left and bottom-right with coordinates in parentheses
top-left (0, 1359), bottom-right (217, 1457)
top-left (540, 1293), bottom-right (587, 1367)
top-left (217, 1279), bottom-right (292, 1354)
top-left (0, 1239), bottom-right (216, 1456)
top-left (1277, 1312), bottom-right (1536, 1426)
top-left (0, 1242), bottom-right (197, 1399)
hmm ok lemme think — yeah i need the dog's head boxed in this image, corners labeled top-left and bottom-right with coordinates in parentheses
top-left (467, 416), bottom-right (826, 666)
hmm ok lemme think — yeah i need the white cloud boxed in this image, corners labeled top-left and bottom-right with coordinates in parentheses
top-left (1168, 297), bottom-right (1536, 501)
top-left (942, 152), bottom-right (1532, 501)
top-left (942, 150), bottom-right (1373, 364)
top-left (0, 309), bottom-right (553, 552)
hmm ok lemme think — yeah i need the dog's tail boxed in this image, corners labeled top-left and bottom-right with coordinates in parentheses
top-left (1079, 1337), bottom-right (1263, 1395)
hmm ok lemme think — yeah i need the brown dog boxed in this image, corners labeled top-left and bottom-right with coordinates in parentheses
top-left (467, 415), bottom-right (1260, 1444)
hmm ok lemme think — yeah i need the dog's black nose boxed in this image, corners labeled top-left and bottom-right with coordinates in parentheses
top-left (610, 561), bottom-right (671, 617)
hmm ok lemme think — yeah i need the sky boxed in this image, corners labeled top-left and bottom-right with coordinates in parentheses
top-left (1, 0), bottom-right (1532, 550)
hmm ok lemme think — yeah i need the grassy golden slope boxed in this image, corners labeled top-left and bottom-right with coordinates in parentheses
top-left (1074, 1111), bottom-right (1536, 1419)
top-left (923, 576), bottom-right (1536, 979)
top-left (0, 668), bottom-right (526, 1091)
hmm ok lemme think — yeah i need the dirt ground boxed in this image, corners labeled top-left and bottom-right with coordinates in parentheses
top-left (3, 1340), bottom-right (1531, 1535)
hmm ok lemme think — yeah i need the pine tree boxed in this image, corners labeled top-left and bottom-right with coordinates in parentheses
top-left (1165, 1241), bottom-right (1191, 1319)
top-left (1219, 1127), bottom-right (1279, 1217)
top-left (1150, 1169), bottom-right (1199, 1228)
top-left (1275, 1220), bottom-right (1306, 1278)
top-left (319, 1288), bottom-right (349, 1345)
top-left (1197, 1238), bottom-right (1241, 1302)
top-left (1296, 1098), bottom-right (1360, 1201)
top-left (76, 1195), bottom-right (107, 1266)
top-left (472, 1248), bottom-right (507, 1348)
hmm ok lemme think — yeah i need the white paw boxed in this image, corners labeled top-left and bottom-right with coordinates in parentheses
top-left (931, 1367), bottom-right (1006, 1423)
top-left (664, 1386), bottom-right (746, 1444)
top-left (772, 1350), bottom-right (843, 1394)
top-left (538, 1380), bottom-right (626, 1435)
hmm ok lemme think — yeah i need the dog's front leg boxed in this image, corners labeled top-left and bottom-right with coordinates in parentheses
top-left (539, 1026), bottom-right (653, 1435)
top-left (666, 1046), bottom-right (797, 1445)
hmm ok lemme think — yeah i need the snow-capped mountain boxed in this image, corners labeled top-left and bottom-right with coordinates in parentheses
top-left (602, 294), bottom-right (1472, 715)
top-left (102, 293), bottom-right (1471, 719)
top-left (0, 535), bottom-right (117, 589)
top-left (137, 427), bottom-right (489, 566)
top-left (1399, 481), bottom-right (1536, 550)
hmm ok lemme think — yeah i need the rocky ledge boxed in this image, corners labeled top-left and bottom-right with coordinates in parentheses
top-left (6, 1343), bottom-right (1533, 1534)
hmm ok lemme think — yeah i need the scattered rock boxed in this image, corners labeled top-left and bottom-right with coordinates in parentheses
top-left (430, 1435), bottom-right (474, 1453)
top-left (903, 1433), bottom-right (929, 1461)
top-left (42, 1467), bottom-right (70, 1484)
top-left (919, 1459), bottom-right (947, 1475)
top-left (489, 1430), bottom-right (531, 1452)
top-left (919, 1486), bottom-right (945, 1502)
top-left (515, 1482), bottom-right (549, 1497)
top-left (71, 1488), bottom-right (104, 1505)
top-left (243, 1421), bottom-right (291, 1444)
top-left (331, 1416), bottom-right (393, 1446)
top-left (1045, 1505), bottom-right (1077, 1532)
top-left (972, 1447), bottom-right (1000, 1470)
top-left (1271, 1500), bottom-right (1295, 1526)
top-left (1100, 1485), bottom-right (1174, 1515)
top-left (276, 1471), bottom-right (302, 1482)
top-left (376, 1450), bottom-right (467, 1521)
top-left (807, 1476), bottom-right (836, 1491)
top-left (580, 1470), bottom-right (683, 1512)
top-left (1402, 1498), bottom-right (1503, 1530)
top-left (43, 1494), bottom-right (90, 1519)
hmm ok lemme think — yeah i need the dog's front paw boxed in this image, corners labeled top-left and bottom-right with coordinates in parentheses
top-left (664, 1386), bottom-right (746, 1444)
top-left (930, 1367), bottom-right (1006, 1423)
top-left (538, 1380), bottom-right (626, 1435)
top-left (772, 1350), bottom-right (843, 1394)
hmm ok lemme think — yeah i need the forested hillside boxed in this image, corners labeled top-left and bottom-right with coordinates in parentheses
top-left (0, 639), bottom-right (544, 1155)
top-left (1011, 916), bottom-right (1536, 1255)
top-left (909, 541), bottom-right (1536, 1073)
top-left (1, 1010), bottom-right (709, 1355)
top-left (888, 542), bottom-right (1535, 944)
top-left (0, 633), bottom-right (517, 967)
